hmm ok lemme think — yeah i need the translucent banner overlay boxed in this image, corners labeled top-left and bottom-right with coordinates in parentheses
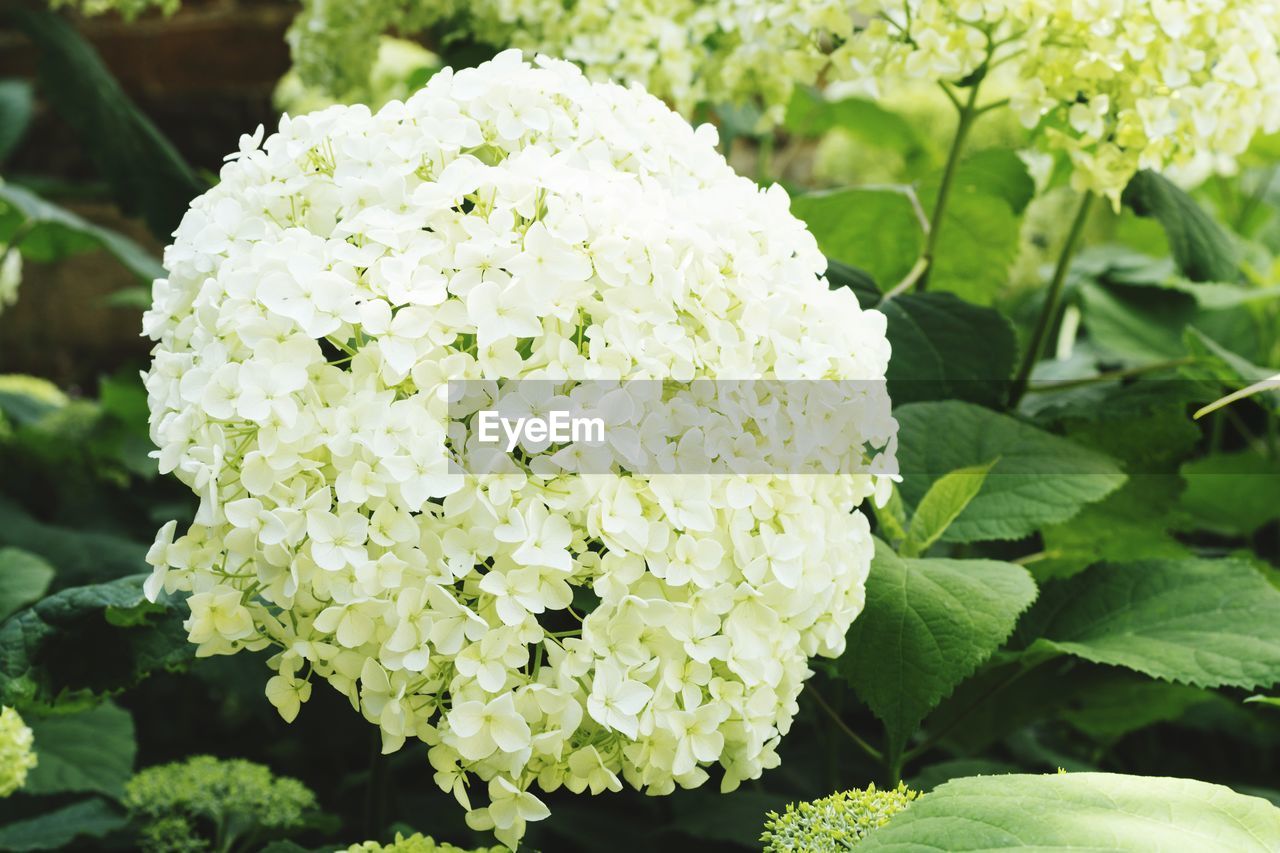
top-left (446, 379), bottom-right (897, 476)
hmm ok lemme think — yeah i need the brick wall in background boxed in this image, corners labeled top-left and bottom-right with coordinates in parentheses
top-left (0, 1), bottom-right (293, 386)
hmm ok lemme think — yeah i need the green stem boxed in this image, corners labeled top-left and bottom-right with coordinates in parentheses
top-left (1023, 357), bottom-right (1195, 395)
top-left (917, 82), bottom-right (982, 292)
top-left (809, 686), bottom-right (884, 765)
top-left (901, 659), bottom-right (1042, 766)
top-left (1009, 191), bottom-right (1096, 406)
top-left (757, 132), bottom-right (775, 186)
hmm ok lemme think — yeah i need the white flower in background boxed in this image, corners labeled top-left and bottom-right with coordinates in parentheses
top-left (0, 245), bottom-right (20, 315)
top-left (144, 51), bottom-right (894, 849)
top-left (838, 0), bottom-right (1280, 204)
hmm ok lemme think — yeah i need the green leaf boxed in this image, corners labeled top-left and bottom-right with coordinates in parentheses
top-left (1059, 678), bottom-right (1213, 742)
top-left (785, 88), bottom-right (922, 151)
top-left (0, 375), bottom-right (68, 427)
top-left (880, 293), bottom-right (1016, 407)
top-left (1023, 558), bottom-right (1280, 689)
top-left (792, 188), bottom-right (924, 291)
top-left (953, 149), bottom-right (1035, 214)
top-left (873, 486), bottom-right (910, 545)
top-left (925, 175), bottom-right (1022, 305)
top-left (1246, 695), bottom-right (1280, 709)
top-left (839, 540), bottom-right (1037, 759)
top-left (1080, 279), bottom-right (1197, 361)
top-left (12, 8), bottom-right (204, 237)
top-left (901, 460), bottom-right (996, 557)
top-left (825, 257), bottom-right (882, 306)
top-left (0, 798), bottom-right (126, 851)
top-left (0, 183), bottom-right (163, 282)
top-left (0, 79), bottom-right (35, 164)
top-left (24, 701), bottom-right (136, 798)
top-left (1122, 170), bottom-right (1238, 282)
top-left (1036, 478), bottom-right (1191, 580)
top-left (0, 574), bottom-right (191, 710)
top-left (0, 496), bottom-right (148, 589)
top-left (858, 772), bottom-right (1280, 851)
top-left (0, 548), bottom-right (55, 621)
top-left (895, 402), bottom-right (1127, 543)
top-left (1184, 326), bottom-right (1280, 414)
top-left (1179, 451), bottom-right (1280, 536)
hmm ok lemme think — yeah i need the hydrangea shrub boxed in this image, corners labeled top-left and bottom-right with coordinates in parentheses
top-left (142, 51), bottom-right (895, 847)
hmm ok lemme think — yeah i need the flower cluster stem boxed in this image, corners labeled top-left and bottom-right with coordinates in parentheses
top-left (917, 82), bottom-right (982, 292)
top-left (1009, 191), bottom-right (1095, 406)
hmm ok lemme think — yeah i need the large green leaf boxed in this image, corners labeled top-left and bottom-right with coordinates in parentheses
top-left (1179, 451), bottom-right (1280, 536)
top-left (952, 149), bottom-right (1035, 214)
top-left (880, 292), bottom-right (1016, 407)
top-left (792, 188), bottom-right (924, 291)
top-left (859, 772), bottom-right (1280, 851)
top-left (0, 798), bottom-right (126, 852)
top-left (1023, 558), bottom-right (1280, 689)
top-left (1036, 478), bottom-right (1191, 580)
top-left (895, 402), bottom-right (1126, 542)
top-left (0, 574), bottom-right (191, 710)
top-left (0, 548), bottom-right (55, 622)
top-left (839, 540), bottom-right (1037, 759)
top-left (24, 701), bottom-right (136, 798)
top-left (0, 79), bottom-right (34, 164)
top-left (1122, 170), bottom-right (1238, 282)
top-left (0, 183), bottom-right (163, 282)
top-left (12, 8), bottom-right (204, 237)
top-left (1080, 279), bottom-right (1197, 361)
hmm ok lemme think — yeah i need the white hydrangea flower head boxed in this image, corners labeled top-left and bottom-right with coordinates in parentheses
top-left (0, 706), bottom-right (37, 797)
top-left (143, 51), bottom-right (894, 849)
top-left (838, 0), bottom-right (1280, 204)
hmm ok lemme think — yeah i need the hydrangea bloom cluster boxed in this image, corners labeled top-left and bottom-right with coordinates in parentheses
top-left (143, 51), bottom-right (894, 848)
top-left (840, 0), bottom-right (1280, 202)
top-left (288, 0), bottom-right (851, 123)
top-left (0, 244), bottom-right (19, 316)
top-left (0, 706), bottom-right (36, 797)
top-left (123, 756), bottom-right (317, 852)
top-left (761, 782), bottom-right (919, 851)
top-left (347, 833), bottom-right (504, 853)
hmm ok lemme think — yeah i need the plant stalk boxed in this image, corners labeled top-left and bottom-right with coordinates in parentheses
top-left (917, 82), bottom-right (982, 292)
top-left (1009, 191), bottom-right (1095, 406)
top-left (809, 686), bottom-right (884, 764)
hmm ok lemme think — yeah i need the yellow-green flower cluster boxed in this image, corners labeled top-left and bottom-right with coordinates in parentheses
top-left (760, 782), bottom-right (918, 852)
top-left (839, 1), bottom-right (1280, 204)
top-left (287, 0), bottom-right (852, 123)
top-left (346, 832), bottom-right (506, 853)
top-left (123, 756), bottom-right (316, 853)
top-left (0, 706), bottom-right (37, 797)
